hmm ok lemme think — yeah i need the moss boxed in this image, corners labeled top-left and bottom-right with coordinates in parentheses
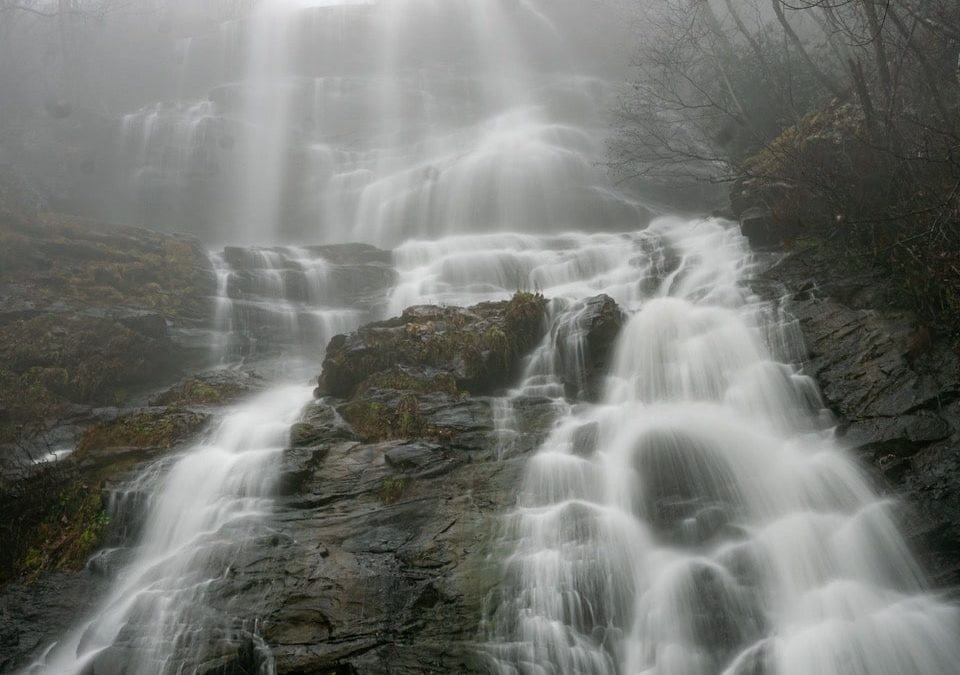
top-left (319, 291), bottom-right (548, 398)
top-left (76, 409), bottom-right (207, 455)
top-left (13, 477), bottom-right (111, 581)
top-left (380, 477), bottom-right (408, 504)
top-left (340, 396), bottom-right (431, 443)
top-left (354, 369), bottom-right (460, 398)
top-left (321, 291), bottom-right (548, 442)
top-left (159, 379), bottom-right (223, 405)
top-left (0, 214), bottom-right (214, 440)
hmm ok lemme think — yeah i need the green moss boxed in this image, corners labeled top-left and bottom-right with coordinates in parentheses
top-left (340, 396), bottom-right (431, 442)
top-left (15, 479), bottom-right (111, 580)
top-left (354, 369), bottom-right (460, 398)
top-left (184, 381), bottom-right (223, 403)
top-left (76, 410), bottom-right (206, 455)
top-left (380, 477), bottom-right (408, 504)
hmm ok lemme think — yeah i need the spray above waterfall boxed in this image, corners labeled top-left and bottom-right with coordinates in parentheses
top-left (113, 0), bottom-right (648, 245)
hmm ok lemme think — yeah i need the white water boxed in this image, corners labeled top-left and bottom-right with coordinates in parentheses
top-left (116, 0), bottom-right (646, 244)
top-left (485, 218), bottom-right (960, 674)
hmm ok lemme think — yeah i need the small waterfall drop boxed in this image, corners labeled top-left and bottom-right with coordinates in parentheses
top-left (35, 384), bottom-right (312, 675)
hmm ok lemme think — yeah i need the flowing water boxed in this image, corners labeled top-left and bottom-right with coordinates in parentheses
top-left (484, 219), bottom-right (960, 674)
top-left (35, 384), bottom-right (313, 674)
top-left (24, 0), bottom-right (960, 673)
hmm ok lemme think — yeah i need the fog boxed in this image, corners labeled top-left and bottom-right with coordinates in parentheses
top-left (1, 0), bottom-right (646, 245)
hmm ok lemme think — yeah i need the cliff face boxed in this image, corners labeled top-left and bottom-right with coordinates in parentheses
top-left (0, 213), bottom-right (215, 447)
top-left (756, 242), bottom-right (960, 590)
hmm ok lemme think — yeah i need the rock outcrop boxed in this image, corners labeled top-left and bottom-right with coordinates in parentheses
top-left (317, 292), bottom-right (548, 400)
top-left (249, 295), bottom-right (555, 673)
top-left (757, 242), bottom-right (960, 589)
top-left (0, 212), bottom-right (215, 447)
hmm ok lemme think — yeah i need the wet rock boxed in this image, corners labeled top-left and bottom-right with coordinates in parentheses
top-left (317, 292), bottom-right (547, 399)
top-left (840, 412), bottom-right (952, 460)
top-left (316, 293), bottom-right (546, 454)
top-left (571, 421), bottom-right (599, 458)
top-left (738, 206), bottom-right (792, 247)
top-left (634, 429), bottom-right (739, 518)
top-left (166, 351), bottom-right (559, 675)
top-left (555, 294), bottom-right (624, 400)
top-left (75, 408), bottom-right (210, 459)
top-left (0, 571), bottom-right (111, 672)
top-left (151, 370), bottom-right (266, 407)
top-left (757, 241), bottom-right (960, 589)
top-left (684, 563), bottom-right (764, 660)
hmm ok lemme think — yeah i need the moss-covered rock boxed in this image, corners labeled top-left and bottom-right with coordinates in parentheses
top-left (317, 291), bottom-right (547, 399)
top-left (314, 292), bottom-right (547, 443)
top-left (1, 406), bottom-right (209, 583)
top-left (75, 408), bottom-right (209, 457)
top-left (0, 213), bottom-right (215, 442)
top-left (150, 370), bottom-right (264, 408)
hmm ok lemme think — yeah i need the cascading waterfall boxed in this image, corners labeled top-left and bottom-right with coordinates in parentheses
top-left (485, 218), bottom-right (960, 674)
top-left (27, 250), bottom-right (376, 674)
top-left (25, 0), bottom-right (960, 673)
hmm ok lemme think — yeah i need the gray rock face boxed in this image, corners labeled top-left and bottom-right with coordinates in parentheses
top-left (0, 571), bottom-right (111, 673)
top-left (738, 206), bottom-right (788, 247)
top-left (117, 393), bottom-right (557, 675)
top-left (757, 245), bottom-right (960, 589)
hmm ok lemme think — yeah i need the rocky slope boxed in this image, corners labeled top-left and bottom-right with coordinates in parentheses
top-left (2, 291), bottom-right (631, 674)
top-left (0, 212), bottom-right (215, 448)
top-left (755, 241), bottom-right (960, 590)
top-left (0, 202), bottom-right (223, 591)
top-left (181, 293), bottom-right (558, 674)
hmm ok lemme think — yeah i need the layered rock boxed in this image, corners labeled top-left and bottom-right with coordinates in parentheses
top-left (204, 294), bottom-right (554, 673)
top-left (757, 242), bottom-right (960, 589)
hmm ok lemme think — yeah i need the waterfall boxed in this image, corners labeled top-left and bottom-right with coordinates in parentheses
top-left (21, 1), bottom-right (960, 673)
top-left (485, 218), bottom-right (960, 674)
top-left (114, 0), bottom-right (646, 244)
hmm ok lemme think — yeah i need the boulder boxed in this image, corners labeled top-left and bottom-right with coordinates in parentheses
top-left (554, 294), bottom-right (624, 400)
top-left (317, 292), bottom-right (548, 400)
